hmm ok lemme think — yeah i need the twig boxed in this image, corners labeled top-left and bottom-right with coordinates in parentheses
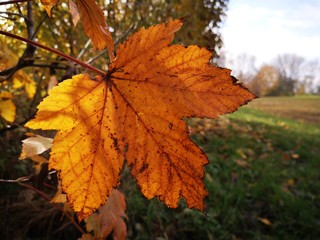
top-left (86, 23), bottom-right (136, 65)
top-left (77, 39), bottom-right (91, 60)
top-left (0, 175), bottom-right (33, 183)
top-left (18, 182), bottom-right (85, 234)
top-left (0, 30), bottom-right (106, 76)
top-left (0, 11), bottom-right (27, 20)
top-left (0, 0), bottom-right (32, 5)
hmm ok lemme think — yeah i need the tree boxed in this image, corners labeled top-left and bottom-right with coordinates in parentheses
top-left (225, 53), bottom-right (257, 84)
top-left (272, 54), bottom-right (304, 95)
top-left (248, 65), bottom-right (279, 96)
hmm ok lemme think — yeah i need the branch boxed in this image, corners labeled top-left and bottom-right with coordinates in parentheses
top-left (0, 11), bottom-right (27, 20)
top-left (0, 175), bottom-right (33, 183)
top-left (0, 30), bottom-right (106, 76)
top-left (18, 182), bottom-right (85, 234)
top-left (0, 0), bottom-right (32, 5)
top-left (1, 174), bottom-right (85, 233)
top-left (86, 23), bottom-right (136, 65)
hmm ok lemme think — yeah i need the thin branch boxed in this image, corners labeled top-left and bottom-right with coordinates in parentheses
top-left (0, 0), bottom-right (32, 5)
top-left (26, 0), bottom-right (34, 38)
top-left (0, 115), bottom-right (32, 134)
top-left (86, 23), bottom-right (136, 65)
top-left (18, 182), bottom-right (85, 234)
top-left (0, 11), bottom-right (26, 19)
top-left (0, 30), bottom-right (106, 76)
top-left (0, 175), bottom-right (33, 183)
top-left (77, 39), bottom-right (91, 60)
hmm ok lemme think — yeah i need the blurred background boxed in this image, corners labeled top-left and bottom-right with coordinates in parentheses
top-left (0, 0), bottom-right (319, 239)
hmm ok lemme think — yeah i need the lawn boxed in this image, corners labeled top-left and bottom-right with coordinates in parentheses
top-left (1, 96), bottom-right (320, 239)
top-left (123, 96), bottom-right (320, 239)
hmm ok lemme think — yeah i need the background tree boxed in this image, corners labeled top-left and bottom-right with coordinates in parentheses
top-left (0, 0), bottom-right (229, 132)
top-left (248, 65), bottom-right (278, 96)
top-left (244, 54), bottom-right (319, 96)
top-left (271, 54), bottom-right (304, 96)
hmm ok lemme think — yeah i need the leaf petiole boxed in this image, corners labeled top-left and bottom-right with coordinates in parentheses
top-left (0, 30), bottom-right (106, 76)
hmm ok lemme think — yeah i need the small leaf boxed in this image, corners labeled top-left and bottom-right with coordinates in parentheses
top-left (30, 155), bottom-right (48, 172)
top-left (47, 75), bottom-right (59, 91)
top-left (51, 182), bottom-right (67, 204)
top-left (0, 91), bottom-right (16, 122)
top-left (69, 0), bottom-right (80, 27)
top-left (20, 134), bottom-right (53, 159)
top-left (258, 217), bottom-right (272, 226)
top-left (40, 0), bottom-right (114, 58)
top-left (13, 71), bottom-right (36, 99)
top-left (40, 0), bottom-right (59, 16)
top-left (75, 0), bottom-right (114, 57)
top-left (83, 189), bottom-right (127, 240)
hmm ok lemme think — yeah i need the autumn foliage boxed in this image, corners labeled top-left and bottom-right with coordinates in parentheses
top-left (23, 18), bottom-right (256, 220)
top-left (0, 0), bottom-right (256, 237)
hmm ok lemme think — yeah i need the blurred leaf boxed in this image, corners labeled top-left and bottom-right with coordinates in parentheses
top-left (258, 217), bottom-right (272, 226)
top-left (40, 0), bottom-right (59, 16)
top-left (83, 189), bottom-right (127, 240)
top-left (69, 0), bottom-right (80, 27)
top-left (235, 159), bottom-right (250, 168)
top-left (51, 182), bottom-right (67, 204)
top-left (0, 91), bottom-right (16, 122)
top-left (30, 155), bottom-right (48, 172)
top-left (13, 71), bottom-right (36, 99)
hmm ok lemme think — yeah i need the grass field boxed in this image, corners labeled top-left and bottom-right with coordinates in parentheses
top-left (123, 96), bottom-right (320, 239)
top-left (1, 96), bottom-right (320, 239)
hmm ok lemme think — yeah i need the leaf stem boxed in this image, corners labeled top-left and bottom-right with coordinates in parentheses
top-left (0, 30), bottom-right (106, 76)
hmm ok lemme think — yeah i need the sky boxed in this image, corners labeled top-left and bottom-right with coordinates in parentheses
top-left (221, 0), bottom-right (320, 68)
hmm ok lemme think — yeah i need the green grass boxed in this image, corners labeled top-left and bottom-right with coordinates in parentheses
top-left (123, 97), bottom-right (320, 239)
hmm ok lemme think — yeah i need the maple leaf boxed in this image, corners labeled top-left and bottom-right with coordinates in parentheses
top-left (26, 19), bottom-right (257, 220)
top-left (0, 91), bottom-right (16, 122)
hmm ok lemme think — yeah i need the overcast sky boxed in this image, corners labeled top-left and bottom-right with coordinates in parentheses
top-left (221, 0), bottom-right (320, 67)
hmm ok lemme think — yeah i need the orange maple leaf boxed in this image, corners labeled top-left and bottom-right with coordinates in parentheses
top-left (26, 19), bottom-right (256, 220)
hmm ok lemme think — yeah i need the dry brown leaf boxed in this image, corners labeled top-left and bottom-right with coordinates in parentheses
top-left (20, 134), bottom-right (53, 160)
top-left (258, 217), bottom-right (272, 226)
top-left (83, 189), bottom-right (127, 240)
top-left (74, 0), bottom-right (114, 57)
top-left (69, 0), bottom-right (80, 27)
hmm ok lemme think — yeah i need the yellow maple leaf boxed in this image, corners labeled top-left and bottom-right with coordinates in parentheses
top-left (0, 91), bottom-right (16, 122)
top-left (26, 19), bottom-right (257, 220)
